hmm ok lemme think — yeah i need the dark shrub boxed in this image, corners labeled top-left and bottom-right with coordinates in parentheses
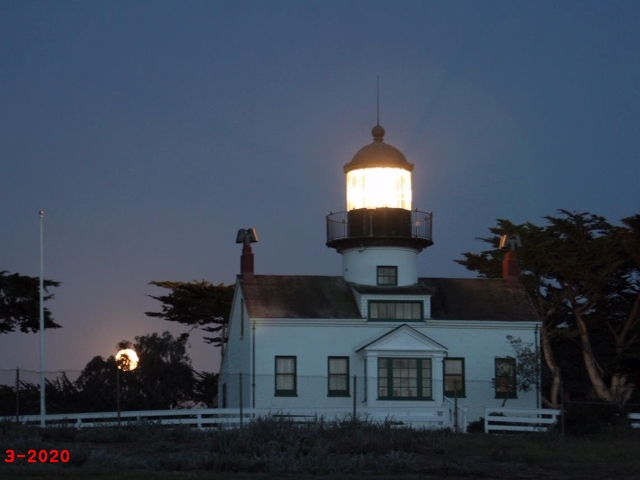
top-left (466, 417), bottom-right (485, 433)
top-left (560, 402), bottom-right (629, 436)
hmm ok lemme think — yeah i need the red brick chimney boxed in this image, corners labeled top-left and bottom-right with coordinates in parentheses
top-left (502, 250), bottom-right (519, 285)
top-left (240, 243), bottom-right (255, 281)
top-left (236, 228), bottom-right (258, 281)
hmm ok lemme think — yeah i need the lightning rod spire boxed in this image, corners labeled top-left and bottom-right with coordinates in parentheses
top-left (376, 75), bottom-right (380, 126)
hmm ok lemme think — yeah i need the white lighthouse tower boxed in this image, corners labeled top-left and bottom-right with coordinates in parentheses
top-left (326, 123), bottom-right (433, 286)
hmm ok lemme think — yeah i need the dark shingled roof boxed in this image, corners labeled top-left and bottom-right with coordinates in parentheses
top-left (240, 275), bottom-right (540, 322)
top-left (350, 283), bottom-right (435, 296)
top-left (241, 275), bottom-right (361, 319)
top-left (421, 278), bottom-right (539, 321)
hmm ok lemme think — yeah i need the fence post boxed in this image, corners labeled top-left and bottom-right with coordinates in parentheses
top-left (560, 376), bottom-right (565, 437)
top-left (116, 367), bottom-right (121, 427)
top-left (454, 380), bottom-right (459, 433)
top-left (239, 373), bottom-right (243, 428)
top-left (15, 367), bottom-right (20, 424)
top-left (353, 375), bottom-right (357, 425)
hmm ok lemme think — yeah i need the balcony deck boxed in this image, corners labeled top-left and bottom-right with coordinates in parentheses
top-left (326, 208), bottom-right (433, 251)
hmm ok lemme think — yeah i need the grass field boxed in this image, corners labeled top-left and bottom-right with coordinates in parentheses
top-left (2, 417), bottom-right (639, 479)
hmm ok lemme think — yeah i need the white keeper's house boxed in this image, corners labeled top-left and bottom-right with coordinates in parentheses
top-left (219, 122), bottom-right (541, 428)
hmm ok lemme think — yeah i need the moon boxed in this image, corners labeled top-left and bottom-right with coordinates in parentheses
top-left (116, 349), bottom-right (139, 371)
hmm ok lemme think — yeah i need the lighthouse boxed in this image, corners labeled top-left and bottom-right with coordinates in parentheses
top-left (220, 117), bottom-right (542, 424)
top-left (326, 123), bottom-right (433, 286)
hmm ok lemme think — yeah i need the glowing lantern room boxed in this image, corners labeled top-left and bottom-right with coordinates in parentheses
top-left (326, 124), bottom-right (433, 286)
top-left (345, 124), bottom-right (413, 211)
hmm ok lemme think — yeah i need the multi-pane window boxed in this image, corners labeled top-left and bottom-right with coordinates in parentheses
top-left (369, 301), bottom-right (422, 321)
top-left (275, 356), bottom-right (297, 396)
top-left (378, 358), bottom-right (432, 400)
top-left (495, 357), bottom-right (517, 398)
top-left (328, 357), bottom-right (350, 396)
top-left (377, 266), bottom-right (398, 286)
top-left (444, 358), bottom-right (465, 398)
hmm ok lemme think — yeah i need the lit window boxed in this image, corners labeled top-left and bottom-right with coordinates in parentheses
top-left (275, 356), bottom-right (297, 396)
top-left (377, 266), bottom-right (398, 286)
top-left (378, 358), bottom-right (432, 400)
top-left (369, 301), bottom-right (422, 321)
top-left (495, 357), bottom-right (517, 399)
top-left (328, 357), bottom-right (349, 396)
top-left (444, 358), bottom-right (465, 398)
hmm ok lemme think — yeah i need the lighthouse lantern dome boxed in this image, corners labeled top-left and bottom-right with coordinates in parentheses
top-left (344, 125), bottom-right (413, 211)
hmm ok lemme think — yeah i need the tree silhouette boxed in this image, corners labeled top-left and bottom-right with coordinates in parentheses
top-left (457, 211), bottom-right (640, 406)
top-left (0, 270), bottom-right (61, 334)
top-left (145, 280), bottom-right (234, 347)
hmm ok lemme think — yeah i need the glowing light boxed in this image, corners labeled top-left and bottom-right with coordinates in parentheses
top-left (116, 349), bottom-right (139, 371)
top-left (346, 167), bottom-right (412, 211)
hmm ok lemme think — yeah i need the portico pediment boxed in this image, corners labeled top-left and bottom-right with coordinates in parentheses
top-left (356, 324), bottom-right (447, 353)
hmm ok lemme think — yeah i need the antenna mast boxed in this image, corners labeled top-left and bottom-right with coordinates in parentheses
top-left (376, 75), bottom-right (380, 126)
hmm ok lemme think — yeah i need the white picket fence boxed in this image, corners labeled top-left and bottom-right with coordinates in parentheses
top-left (3, 406), bottom-right (456, 430)
top-left (485, 409), bottom-right (640, 433)
top-left (484, 408), bottom-right (561, 433)
top-left (5, 408), bottom-right (638, 432)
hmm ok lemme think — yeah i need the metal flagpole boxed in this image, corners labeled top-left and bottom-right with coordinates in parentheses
top-left (39, 210), bottom-right (46, 427)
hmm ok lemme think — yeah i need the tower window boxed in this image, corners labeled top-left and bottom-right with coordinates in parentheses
top-left (377, 266), bottom-right (398, 286)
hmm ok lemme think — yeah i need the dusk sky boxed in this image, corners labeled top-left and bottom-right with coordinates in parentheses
top-left (1, 1), bottom-right (639, 375)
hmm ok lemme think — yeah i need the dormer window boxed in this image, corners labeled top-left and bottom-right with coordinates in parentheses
top-left (369, 300), bottom-right (423, 321)
top-left (377, 266), bottom-right (397, 286)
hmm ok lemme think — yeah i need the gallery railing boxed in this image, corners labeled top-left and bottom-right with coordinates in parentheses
top-left (326, 209), bottom-right (433, 247)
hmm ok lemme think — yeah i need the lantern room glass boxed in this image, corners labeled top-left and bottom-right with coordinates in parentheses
top-left (346, 167), bottom-right (412, 211)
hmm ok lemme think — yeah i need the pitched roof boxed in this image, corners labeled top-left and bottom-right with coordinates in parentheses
top-left (240, 275), bottom-right (361, 319)
top-left (422, 278), bottom-right (539, 321)
top-left (240, 275), bottom-right (540, 322)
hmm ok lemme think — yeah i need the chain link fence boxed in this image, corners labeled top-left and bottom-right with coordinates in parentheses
top-left (0, 369), bottom-right (82, 417)
top-left (1, 369), bottom-right (525, 425)
top-left (2, 368), bottom-right (639, 432)
top-left (211, 373), bottom-right (640, 432)
top-left (0, 368), bottom-right (218, 417)
top-left (217, 373), bottom-right (548, 430)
